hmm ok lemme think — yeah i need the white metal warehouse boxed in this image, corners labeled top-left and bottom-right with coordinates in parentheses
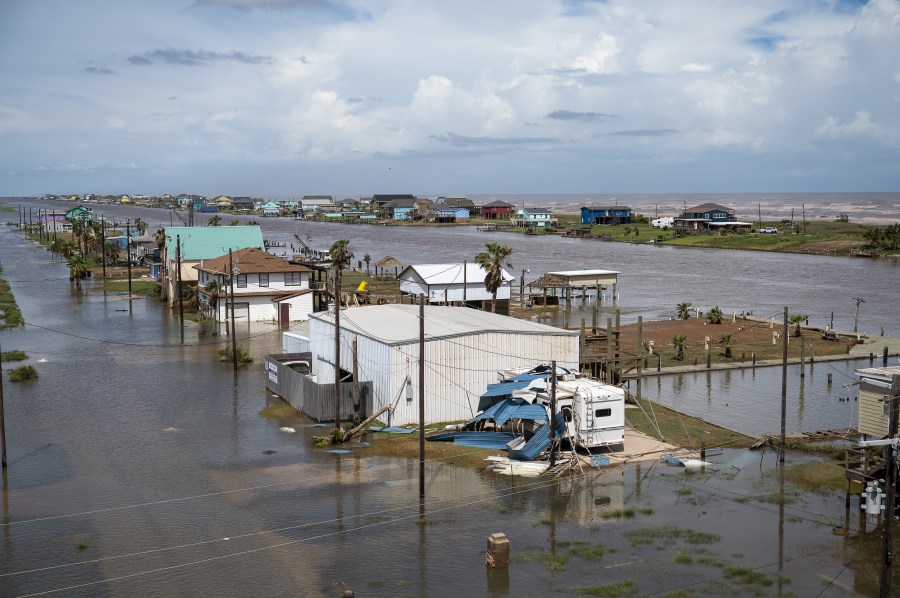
top-left (307, 304), bottom-right (579, 425)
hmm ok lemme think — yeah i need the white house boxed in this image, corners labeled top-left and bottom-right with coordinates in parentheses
top-left (194, 247), bottom-right (316, 324)
top-left (306, 304), bottom-right (580, 425)
top-left (397, 263), bottom-right (514, 304)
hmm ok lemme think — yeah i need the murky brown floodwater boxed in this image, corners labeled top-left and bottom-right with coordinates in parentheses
top-left (1, 200), bottom-right (897, 596)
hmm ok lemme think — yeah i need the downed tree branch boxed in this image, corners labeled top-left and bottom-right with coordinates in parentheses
top-left (340, 405), bottom-right (391, 443)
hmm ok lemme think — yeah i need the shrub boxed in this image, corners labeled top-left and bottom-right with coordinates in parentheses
top-left (8, 365), bottom-right (38, 381)
top-left (1, 350), bottom-right (27, 362)
top-left (217, 344), bottom-right (252, 364)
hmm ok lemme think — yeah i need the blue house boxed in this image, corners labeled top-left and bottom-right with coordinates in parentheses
top-left (674, 203), bottom-right (749, 234)
top-left (434, 206), bottom-right (470, 223)
top-left (581, 205), bottom-right (633, 225)
top-left (384, 198), bottom-right (418, 220)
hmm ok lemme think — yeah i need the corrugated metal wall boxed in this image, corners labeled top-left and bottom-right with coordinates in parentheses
top-left (309, 317), bottom-right (578, 425)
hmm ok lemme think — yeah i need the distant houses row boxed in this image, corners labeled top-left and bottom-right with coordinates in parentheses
top-left (581, 202), bottom-right (752, 234)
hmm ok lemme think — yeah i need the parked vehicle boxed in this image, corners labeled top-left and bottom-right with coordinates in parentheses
top-left (758, 227), bottom-right (779, 234)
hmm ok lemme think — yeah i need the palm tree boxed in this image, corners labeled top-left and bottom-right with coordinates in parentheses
top-left (58, 240), bottom-right (76, 260)
top-left (673, 335), bottom-right (687, 361)
top-left (205, 280), bottom-right (222, 317)
top-left (474, 242), bottom-right (514, 313)
top-left (133, 218), bottom-right (148, 235)
top-left (676, 302), bottom-right (692, 320)
top-left (705, 306), bottom-right (723, 324)
top-left (208, 215), bottom-right (222, 227)
top-left (720, 334), bottom-right (734, 358)
top-left (789, 313), bottom-right (806, 337)
top-left (68, 254), bottom-right (87, 288)
top-left (154, 227), bottom-right (166, 252)
top-left (329, 239), bottom-right (353, 438)
top-left (185, 284), bottom-right (200, 309)
top-left (363, 253), bottom-right (371, 275)
top-left (229, 220), bottom-right (239, 226)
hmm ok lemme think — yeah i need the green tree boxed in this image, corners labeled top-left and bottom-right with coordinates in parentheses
top-left (229, 220), bottom-right (239, 226)
top-left (208, 215), bottom-right (222, 227)
top-left (705, 306), bottom-right (723, 324)
top-left (133, 218), bottom-right (148, 235)
top-left (474, 242), bottom-right (514, 313)
top-left (68, 253), bottom-right (88, 288)
top-left (672, 335), bottom-right (687, 361)
top-left (205, 280), bottom-right (221, 311)
top-left (789, 313), bottom-right (806, 337)
top-left (676, 302), bottom-right (692, 320)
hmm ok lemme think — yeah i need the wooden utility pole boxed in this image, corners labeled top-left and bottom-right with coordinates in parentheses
top-left (125, 220), bottom-right (132, 300)
top-left (779, 307), bottom-right (788, 463)
top-left (101, 217), bottom-right (107, 278)
top-left (550, 360), bottom-right (557, 467)
top-left (334, 262), bottom-right (342, 432)
top-left (881, 374), bottom-right (900, 597)
top-left (352, 338), bottom-right (360, 423)
top-left (229, 249), bottom-right (237, 371)
top-left (176, 235), bottom-right (184, 340)
top-left (636, 316), bottom-right (643, 404)
top-left (0, 341), bottom-right (7, 468)
top-left (853, 297), bottom-right (865, 333)
top-left (419, 295), bottom-right (425, 500)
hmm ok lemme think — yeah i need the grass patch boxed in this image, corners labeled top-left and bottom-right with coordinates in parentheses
top-left (673, 551), bottom-right (693, 564)
top-left (627, 396), bottom-right (753, 450)
top-left (574, 580), bottom-right (636, 597)
top-left (1, 350), bottom-right (27, 362)
top-left (723, 565), bottom-right (774, 587)
top-left (569, 543), bottom-right (604, 560)
top-left (624, 526), bottom-right (720, 547)
top-left (258, 402), bottom-right (302, 419)
top-left (785, 460), bottom-right (847, 493)
top-left (0, 278), bottom-right (23, 329)
top-left (516, 550), bottom-right (567, 572)
top-left (7, 365), bottom-right (38, 381)
top-left (601, 507), bottom-right (636, 519)
top-left (674, 487), bottom-right (693, 496)
top-left (638, 506), bottom-right (654, 515)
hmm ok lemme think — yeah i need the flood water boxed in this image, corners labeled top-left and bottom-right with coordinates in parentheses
top-left (638, 359), bottom-right (867, 438)
top-left (0, 201), bottom-right (897, 596)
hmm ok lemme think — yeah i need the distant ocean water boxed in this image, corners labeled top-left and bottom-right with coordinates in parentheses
top-left (469, 192), bottom-right (900, 224)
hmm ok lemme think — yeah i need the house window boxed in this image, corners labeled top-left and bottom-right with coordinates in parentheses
top-left (285, 272), bottom-right (303, 286)
top-left (595, 408), bottom-right (612, 418)
top-left (883, 401), bottom-right (891, 417)
top-left (259, 273), bottom-right (269, 287)
top-left (237, 274), bottom-right (247, 288)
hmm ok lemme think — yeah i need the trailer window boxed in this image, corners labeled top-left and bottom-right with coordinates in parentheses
top-left (595, 408), bottom-right (612, 418)
top-left (561, 406), bottom-right (573, 423)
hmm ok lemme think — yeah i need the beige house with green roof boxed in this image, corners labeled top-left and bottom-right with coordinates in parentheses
top-left (161, 226), bottom-right (265, 306)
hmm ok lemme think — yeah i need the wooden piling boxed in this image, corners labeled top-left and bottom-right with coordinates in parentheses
top-left (486, 533), bottom-right (510, 568)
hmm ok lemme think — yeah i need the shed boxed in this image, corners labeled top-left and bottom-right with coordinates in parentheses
top-left (306, 304), bottom-right (579, 425)
top-left (856, 366), bottom-right (900, 439)
top-left (545, 270), bottom-right (619, 288)
top-left (398, 263), bottom-right (514, 303)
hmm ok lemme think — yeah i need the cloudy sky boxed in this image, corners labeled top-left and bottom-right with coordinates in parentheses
top-left (1, 0), bottom-right (898, 196)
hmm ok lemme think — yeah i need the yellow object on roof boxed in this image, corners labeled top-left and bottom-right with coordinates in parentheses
top-left (356, 281), bottom-right (368, 292)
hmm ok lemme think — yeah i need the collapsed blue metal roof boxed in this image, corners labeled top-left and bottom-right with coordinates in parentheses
top-left (501, 372), bottom-right (548, 383)
top-left (480, 380), bottom-right (533, 398)
top-left (426, 431), bottom-right (519, 449)
top-left (470, 398), bottom-right (548, 427)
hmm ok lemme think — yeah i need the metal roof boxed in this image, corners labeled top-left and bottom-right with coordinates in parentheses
top-left (400, 263), bottom-right (514, 286)
top-left (546, 269), bottom-right (620, 276)
top-left (314, 304), bottom-right (578, 346)
top-left (164, 226), bottom-right (265, 261)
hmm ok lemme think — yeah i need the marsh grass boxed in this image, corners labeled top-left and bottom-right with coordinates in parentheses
top-left (573, 580), bottom-right (636, 597)
top-left (569, 543), bottom-right (604, 560)
top-left (258, 403), bottom-right (302, 419)
top-left (7, 365), bottom-right (37, 381)
top-left (0, 350), bottom-right (26, 361)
